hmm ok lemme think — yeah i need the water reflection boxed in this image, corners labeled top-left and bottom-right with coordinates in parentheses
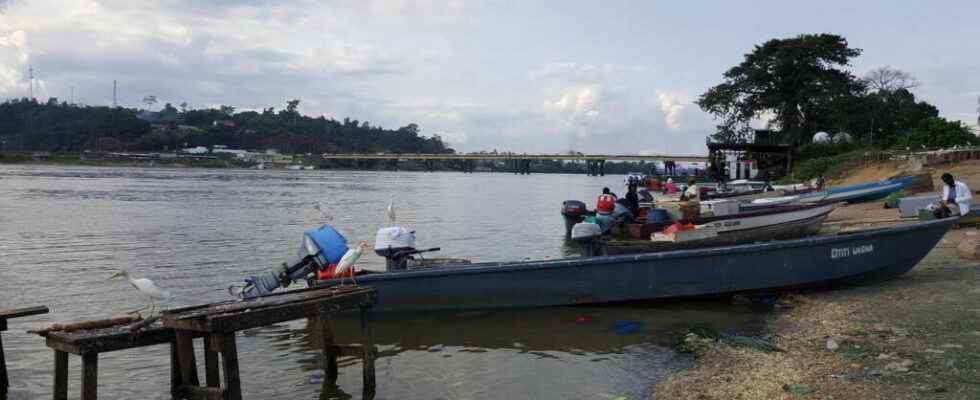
top-left (0, 165), bottom-right (770, 400)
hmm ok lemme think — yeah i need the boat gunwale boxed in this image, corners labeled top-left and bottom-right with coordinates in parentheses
top-left (318, 218), bottom-right (956, 284)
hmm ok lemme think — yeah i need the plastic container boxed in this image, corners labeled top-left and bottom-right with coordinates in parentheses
top-left (304, 225), bottom-right (349, 265)
top-left (646, 208), bottom-right (670, 222)
top-left (596, 194), bottom-right (616, 213)
top-left (315, 263), bottom-right (355, 280)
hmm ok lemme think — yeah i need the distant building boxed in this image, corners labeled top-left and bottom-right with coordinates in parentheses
top-left (213, 148), bottom-right (249, 157)
top-left (181, 146), bottom-right (209, 154)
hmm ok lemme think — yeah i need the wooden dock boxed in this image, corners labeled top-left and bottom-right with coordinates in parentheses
top-left (161, 285), bottom-right (378, 400)
top-left (1, 305), bottom-right (49, 397)
top-left (36, 285), bottom-right (377, 400)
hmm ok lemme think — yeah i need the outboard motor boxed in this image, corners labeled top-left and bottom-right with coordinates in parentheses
top-left (571, 222), bottom-right (603, 257)
top-left (373, 226), bottom-right (442, 271)
top-left (561, 200), bottom-right (589, 238)
top-left (237, 225), bottom-right (349, 299)
top-left (374, 227), bottom-right (417, 271)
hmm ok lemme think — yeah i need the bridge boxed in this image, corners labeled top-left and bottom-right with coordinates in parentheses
top-left (320, 153), bottom-right (708, 175)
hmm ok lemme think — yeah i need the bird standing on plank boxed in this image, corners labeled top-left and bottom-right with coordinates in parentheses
top-left (109, 270), bottom-right (172, 315)
top-left (335, 241), bottom-right (370, 286)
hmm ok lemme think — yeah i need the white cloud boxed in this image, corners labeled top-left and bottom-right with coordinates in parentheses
top-left (657, 91), bottom-right (689, 131)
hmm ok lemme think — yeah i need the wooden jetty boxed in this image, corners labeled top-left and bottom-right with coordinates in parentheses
top-left (0, 305), bottom-right (49, 396)
top-left (37, 286), bottom-right (377, 400)
top-left (162, 285), bottom-right (378, 400)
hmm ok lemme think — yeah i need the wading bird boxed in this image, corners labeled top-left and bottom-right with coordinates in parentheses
top-left (335, 241), bottom-right (370, 286)
top-left (386, 194), bottom-right (396, 226)
top-left (109, 270), bottom-right (172, 314)
top-left (314, 200), bottom-right (333, 222)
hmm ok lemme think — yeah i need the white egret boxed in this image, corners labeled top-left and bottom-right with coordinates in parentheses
top-left (313, 200), bottom-right (333, 222)
top-left (386, 194), bottom-right (396, 227)
top-left (335, 241), bottom-right (370, 286)
top-left (109, 270), bottom-right (172, 314)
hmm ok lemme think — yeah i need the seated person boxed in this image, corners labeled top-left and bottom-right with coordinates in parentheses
top-left (939, 173), bottom-right (972, 217)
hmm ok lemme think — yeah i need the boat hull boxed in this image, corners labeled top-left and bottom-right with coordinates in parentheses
top-left (313, 219), bottom-right (955, 312)
top-left (600, 210), bottom-right (829, 255)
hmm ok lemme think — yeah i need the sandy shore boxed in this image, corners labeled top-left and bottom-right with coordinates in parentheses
top-left (654, 161), bottom-right (980, 399)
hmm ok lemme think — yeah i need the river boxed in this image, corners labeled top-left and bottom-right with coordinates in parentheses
top-left (0, 165), bottom-right (770, 400)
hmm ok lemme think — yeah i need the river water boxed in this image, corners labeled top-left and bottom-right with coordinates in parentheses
top-left (0, 165), bottom-right (770, 399)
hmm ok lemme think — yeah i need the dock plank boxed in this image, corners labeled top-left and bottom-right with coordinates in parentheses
top-left (0, 306), bottom-right (49, 321)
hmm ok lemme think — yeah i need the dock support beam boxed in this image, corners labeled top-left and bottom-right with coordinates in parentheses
top-left (53, 351), bottom-right (67, 400)
top-left (361, 305), bottom-right (376, 400)
top-left (81, 353), bottom-right (97, 400)
top-left (0, 331), bottom-right (6, 397)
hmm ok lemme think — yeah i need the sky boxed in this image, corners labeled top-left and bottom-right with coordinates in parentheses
top-left (1, 0), bottom-right (978, 155)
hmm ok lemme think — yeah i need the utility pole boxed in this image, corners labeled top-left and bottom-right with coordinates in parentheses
top-left (70, 86), bottom-right (75, 105)
top-left (113, 80), bottom-right (117, 107)
top-left (28, 65), bottom-right (34, 100)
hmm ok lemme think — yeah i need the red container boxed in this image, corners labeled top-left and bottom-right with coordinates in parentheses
top-left (315, 263), bottom-right (355, 280)
top-left (596, 194), bottom-right (616, 213)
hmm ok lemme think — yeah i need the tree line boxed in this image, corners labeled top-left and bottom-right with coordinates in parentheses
top-left (698, 33), bottom-right (977, 153)
top-left (0, 98), bottom-right (454, 155)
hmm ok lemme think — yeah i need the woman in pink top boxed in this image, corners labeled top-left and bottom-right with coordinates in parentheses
top-left (664, 178), bottom-right (677, 194)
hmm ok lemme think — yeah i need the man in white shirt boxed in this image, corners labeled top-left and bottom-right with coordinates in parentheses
top-left (940, 173), bottom-right (972, 216)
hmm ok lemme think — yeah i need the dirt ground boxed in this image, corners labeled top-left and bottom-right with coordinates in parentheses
top-left (653, 159), bottom-right (980, 400)
top-left (654, 237), bottom-right (980, 400)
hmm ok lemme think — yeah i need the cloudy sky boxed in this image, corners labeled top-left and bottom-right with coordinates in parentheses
top-left (1, 0), bottom-right (978, 155)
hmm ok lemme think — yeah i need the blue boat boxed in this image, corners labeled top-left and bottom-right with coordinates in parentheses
top-left (752, 176), bottom-right (917, 207)
top-left (307, 218), bottom-right (954, 312)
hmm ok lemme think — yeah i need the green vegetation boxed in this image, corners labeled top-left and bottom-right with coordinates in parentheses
top-left (790, 152), bottom-right (862, 181)
top-left (0, 98), bottom-right (454, 155)
top-left (699, 33), bottom-right (979, 157)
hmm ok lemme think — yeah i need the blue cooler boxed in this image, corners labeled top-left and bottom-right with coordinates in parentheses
top-left (646, 208), bottom-right (670, 223)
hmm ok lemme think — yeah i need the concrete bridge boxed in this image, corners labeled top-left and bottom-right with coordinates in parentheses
top-left (320, 153), bottom-right (708, 175)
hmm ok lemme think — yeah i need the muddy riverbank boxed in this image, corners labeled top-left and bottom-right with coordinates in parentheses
top-left (654, 229), bottom-right (980, 399)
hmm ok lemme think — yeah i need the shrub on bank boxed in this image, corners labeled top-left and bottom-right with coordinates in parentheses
top-left (790, 152), bottom-right (861, 181)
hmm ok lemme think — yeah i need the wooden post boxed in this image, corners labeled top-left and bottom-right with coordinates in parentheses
top-left (203, 336), bottom-right (220, 388)
top-left (174, 331), bottom-right (199, 387)
top-left (0, 333), bottom-right (7, 397)
top-left (169, 342), bottom-right (180, 400)
top-left (53, 350), bottom-right (68, 400)
top-left (360, 305), bottom-right (376, 400)
top-left (317, 313), bottom-right (338, 385)
top-left (81, 353), bottom-right (98, 400)
top-left (219, 333), bottom-right (242, 400)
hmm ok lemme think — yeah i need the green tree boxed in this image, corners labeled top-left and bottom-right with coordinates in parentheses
top-left (895, 117), bottom-right (979, 150)
top-left (698, 34), bottom-right (864, 145)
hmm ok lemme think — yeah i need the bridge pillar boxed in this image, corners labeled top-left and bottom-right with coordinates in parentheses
top-left (523, 159), bottom-right (531, 175)
top-left (598, 160), bottom-right (605, 176)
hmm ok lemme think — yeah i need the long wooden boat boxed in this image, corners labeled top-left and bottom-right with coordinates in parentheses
top-left (627, 202), bottom-right (836, 240)
top-left (310, 218), bottom-right (955, 312)
top-left (598, 204), bottom-right (832, 255)
top-left (752, 176), bottom-right (916, 207)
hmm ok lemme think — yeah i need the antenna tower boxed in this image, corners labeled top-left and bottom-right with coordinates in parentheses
top-left (28, 65), bottom-right (34, 99)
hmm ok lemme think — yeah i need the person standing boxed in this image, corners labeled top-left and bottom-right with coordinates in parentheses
top-left (940, 173), bottom-right (972, 216)
top-left (624, 183), bottom-right (640, 215)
